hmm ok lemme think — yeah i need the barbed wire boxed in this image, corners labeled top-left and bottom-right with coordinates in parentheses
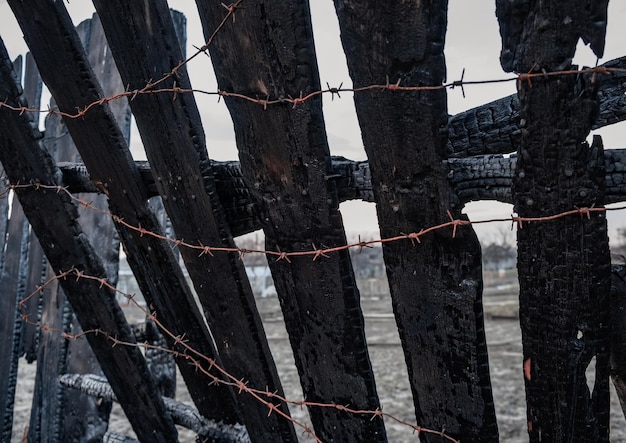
top-left (1, 64), bottom-right (624, 120)
top-left (0, 0), bottom-right (623, 119)
top-left (2, 2), bottom-right (624, 440)
top-left (17, 266), bottom-right (459, 443)
top-left (3, 181), bottom-right (621, 261)
top-left (7, 180), bottom-right (619, 441)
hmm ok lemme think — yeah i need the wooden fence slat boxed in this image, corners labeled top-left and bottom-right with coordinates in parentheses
top-left (610, 265), bottom-right (626, 419)
top-left (0, 198), bottom-right (29, 442)
top-left (92, 3), bottom-right (298, 440)
top-left (497, 1), bottom-right (612, 440)
top-left (28, 265), bottom-right (74, 443)
top-left (333, 2), bottom-right (498, 440)
top-left (18, 52), bottom-right (45, 365)
top-left (6, 0), bottom-right (243, 427)
top-left (0, 37), bottom-right (179, 443)
top-left (197, 1), bottom-right (387, 440)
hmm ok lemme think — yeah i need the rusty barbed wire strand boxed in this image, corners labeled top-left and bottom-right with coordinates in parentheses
top-left (17, 267), bottom-right (460, 443)
top-left (1, 3), bottom-right (621, 439)
top-left (1, 65), bottom-right (624, 118)
top-left (3, 182), bottom-right (622, 261)
top-left (5, 184), bottom-right (621, 442)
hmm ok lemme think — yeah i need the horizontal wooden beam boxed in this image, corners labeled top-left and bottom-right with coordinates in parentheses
top-left (56, 146), bottom-right (626, 237)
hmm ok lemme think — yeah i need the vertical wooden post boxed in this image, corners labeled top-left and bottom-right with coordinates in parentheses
top-left (333, 2), bottom-right (497, 440)
top-left (497, 1), bottom-right (611, 440)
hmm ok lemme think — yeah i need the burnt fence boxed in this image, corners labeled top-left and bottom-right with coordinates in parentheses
top-left (1, 2), bottom-right (626, 443)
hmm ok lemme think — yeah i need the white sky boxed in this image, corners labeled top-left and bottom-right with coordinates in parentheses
top-left (0, 1), bottom-right (625, 244)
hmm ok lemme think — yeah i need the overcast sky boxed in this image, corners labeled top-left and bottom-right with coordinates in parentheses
top-left (1, 1), bottom-right (625, 243)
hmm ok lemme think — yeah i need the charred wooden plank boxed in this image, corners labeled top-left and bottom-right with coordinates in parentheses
top-left (59, 373), bottom-right (250, 442)
top-left (0, 197), bottom-right (29, 442)
top-left (27, 106), bottom-right (78, 443)
top-left (92, 3), bottom-right (296, 440)
top-left (197, 0), bottom-right (387, 440)
top-left (333, 2), bottom-right (498, 441)
top-left (0, 51), bottom-right (41, 440)
top-left (56, 146), bottom-right (626, 239)
top-left (497, 1), bottom-right (612, 440)
top-left (447, 55), bottom-right (626, 158)
top-left (610, 265), bottom-right (626, 419)
top-left (20, 60), bottom-right (46, 364)
top-left (6, 0), bottom-right (242, 426)
top-left (0, 36), bottom-right (178, 443)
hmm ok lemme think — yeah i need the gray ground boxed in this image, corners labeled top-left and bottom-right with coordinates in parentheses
top-left (10, 292), bottom-right (626, 442)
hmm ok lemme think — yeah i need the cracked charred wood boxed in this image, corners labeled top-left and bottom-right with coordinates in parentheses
top-left (447, 155), bottom-right (514, 205)
top-left (451, 150), bottom-right (626, 206)
top-left (0, 37), bottom-right (178, 443)
top-left (7, 0), bottom-right (242, 429)
top-left (18, 51), bottom-right (45, 363)
top-left (92, 3), bottom-right (296, 440)
top-left (448, 55), bottom-right (625, 158)
top-left (497, 1), bottom-right (612, 440)
top-left (334, 2), bottom-right (497, 441)
top-left (59, 373), bottom-right (251, 442)
top-left (57, 147), bottom-right (626, 237)
top-left (197, 0), bottom-right (387, 440)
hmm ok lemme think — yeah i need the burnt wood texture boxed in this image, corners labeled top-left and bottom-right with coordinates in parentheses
top-left (333, 2), bottom-right (497, 441)
top-left (497, 1), bottom-right (612, 441)
top-left (91, 2), bottom-right (297, 440)
top-left (55, 17), bottom-right (120, 441)
top-left (196, 0), bottom-right (387, 440)
top-left (0, 37), bottom-right (178, 443)
top-left (0, 54), bottom-right (34, 442)
top-left (0, 196), bottom-right (28, 442)
top-left (611, 265), bottom-right (626, 420)
top-left (6, 0), bottom-right (241, 430)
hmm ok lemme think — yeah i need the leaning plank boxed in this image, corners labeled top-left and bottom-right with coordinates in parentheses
top-left (92, 2), bottom-right (296, 440)
top-left (197, 1), bottom-right (387, 440)
top-left (6, 0), bottom-right (242, 426)
top-left (0, 37), bottom-right (178, 443)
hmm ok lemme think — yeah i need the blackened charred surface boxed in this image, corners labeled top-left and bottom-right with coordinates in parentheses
top-left (0, 38), bottom-right (178, 443)
top-left (196, 0), bottom-right (386, 440)
top-left (92, 2), bottom-right (293, 439)
top-left (513, 74), bottom-right (612, 443)
top-left (496, 0), bottom-right (608, 73)
top-left (333, 1), bottom-right (497, 441)
top-left (500, 1), bottom-right (613, 438)
top-left (610, 265), bottom-right (626, 419)
top-left (0, 198), bottom-right (28, 442)
top-left (7, 0), bottom-right (242, 426)
top-left (53, 19), bottom-right (127, 440)
top-left (15, 53), bottom-right (45, 362)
